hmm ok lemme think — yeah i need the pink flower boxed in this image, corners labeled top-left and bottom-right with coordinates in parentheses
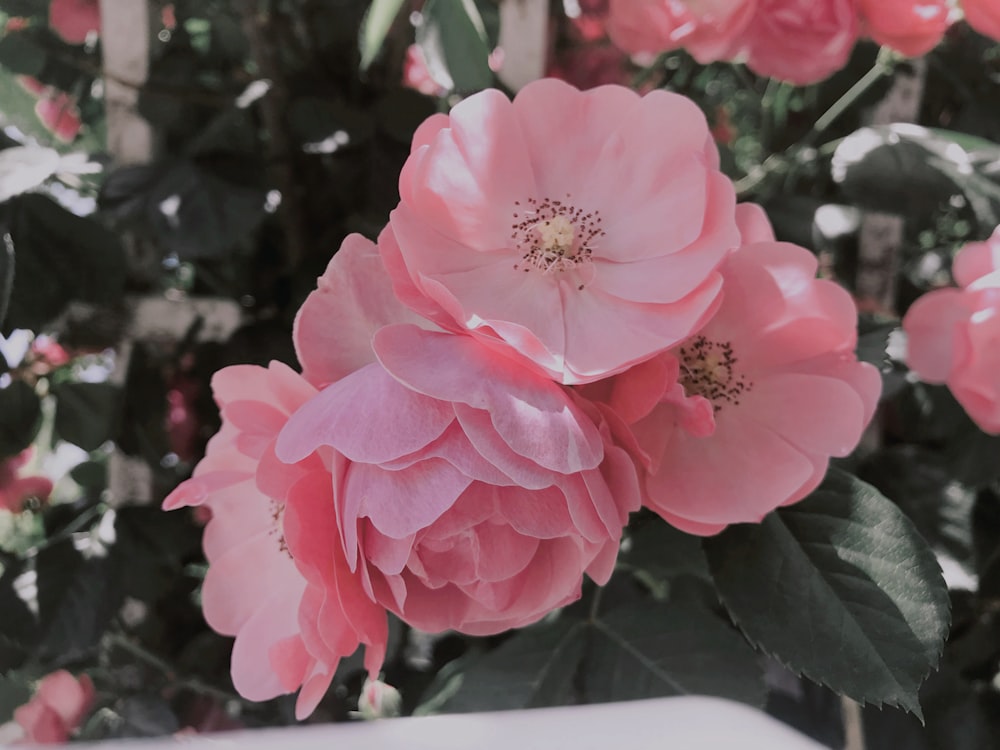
top-left (963, 0), bottom-right (1000, 41)
top-left (0, 448), bottom-right (53, 513)
top-left (163, 234), bottom-right (421, 718)
top-left (162, 360), bottom-right (386, 719)
top-left (48, 0), bottom-right (100, 44)
top-left (13, 671), bottom-right (94, 745)
top-left (606, 0), bottom-right (755, 64)
top-left (34, 93), bottom-right (82, 143)
top-left (858, 0), bottom-right (951, 56)
top-left (589, 205), bottom-right (880, 534)
top-left (738, 0), bottom-right (859, 85)
top-left (904, 228), bottom-right (1000, 434)
top-left (277, 322), bottom-right (640, 635)
top-left (381, 78), bottom-right (740, 385)
top-left (403, 45), bottom-right (446, 98)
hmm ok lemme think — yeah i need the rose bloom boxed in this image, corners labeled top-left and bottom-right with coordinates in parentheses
top-left (586, 205), bottom-right (880, 534)
top-left (0, 448), bottom-right (53, 513)
top-left (963, 0), bottom-right (1000, 41)
top-left (606, 0), bottom-right (755, 64)
top-left (162, 238), bottom-right (404, 719)
top-left (858, 0), bottom-right (951, 56)
top-left (13, 671), bottom-right (94, 745)
top-left (904, 227), bottom-right (1000, 434)
top-left (48, 0), bottom-right (100, 44)
top-left (381, 78), bottom-right (740, 385)
top-left (277, 321), bottom-right (640, 635)
top-left (738, 0), bottom-right (859, 85)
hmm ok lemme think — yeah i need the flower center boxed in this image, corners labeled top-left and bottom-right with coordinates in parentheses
top-left (511, 196), bottom-right (604, 282)
top-left (678, 335), bottom-right (752, 412)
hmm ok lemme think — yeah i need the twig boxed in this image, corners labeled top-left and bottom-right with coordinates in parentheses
top-left (236, 0), bottom-right (311, 272)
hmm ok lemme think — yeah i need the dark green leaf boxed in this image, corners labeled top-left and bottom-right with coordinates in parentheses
top-left (0, 232), bottom-right (13, 327)
top-left (3, 194), bottom-right (126, 333)
top-left (0, 30), bottom-right (47, 77)
top-left (584, 601), bottom-right (765, 706)
top-left (53, 382), bottom-right (120, 451)
top-left (418, 618), bottom-right (586, 713)
top-left (0, 380), bottom-right (41, 459)
top-left (416, 0), bottom-right (493, 94)
top-left (359, 0), bottom-right (407, 71)
top-left (0, 671), bottom-right (32, 724)
top-left (705, 468), bottom-right (950, 719)
top-left (36, 530), bottom-right (125, 665)
top-left (0, 0), bottom-right (48, 16)
top-left (622, 516), bottom-right (710, 582)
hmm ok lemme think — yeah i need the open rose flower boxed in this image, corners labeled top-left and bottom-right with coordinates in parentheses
top-left (13, 670), bottom-right (94, 745)
top-left (589, 205), bottom-right (880, 534)
top-left (162, 236), bottom-right (404, 719)
top-left (738, 0), bottom-right (859, 85)
top-left (904, 227), bottom-right (1000, 434)
top-left (277, 323), bottom-right (640, 635)
top-left (381, 78), bottom-right (740, 385)
top-left (606, 0), bottom-right (755, 64)
top-left (858, 0), bottom-right (951, 56)
top-left (0, 448), bottom-right (53, 513)
top-left (963, 0), bottom-right (1000, 41)
top-left (49, 0), bottom-right (100, 44)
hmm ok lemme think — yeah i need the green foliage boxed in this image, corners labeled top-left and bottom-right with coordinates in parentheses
top-left (705, 469), bottom-right (951, 719)
top-left (0, 380), bottom-right (40, 458)
top-left (416, 0), bottom-right (493, 94)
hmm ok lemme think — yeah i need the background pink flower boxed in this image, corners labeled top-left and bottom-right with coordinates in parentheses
top-left (904, 228), bottom-right (1000, 434)
top-left (963, 0), bottom-right (1000, 41)
top-left (383, 78), bottom-right (740, 385)
top-left (606, 0), bottom-right (755, 64)
top-left (13, 671), bottom-right (94, 745)
top-left (738, 0), bottom-right (859, 85)
top-left (858, 0), bottom-right (951, 56)
top-left (277, 324), bottom-right (640, 635)
top-left (48, 0), bottom-right (100, 44)
top-left (595, 205), bottom-right (879, 534)
top-left (0, 448), bottom-right (53, 513)
top-left (34, 93), bottom-right (82, 143)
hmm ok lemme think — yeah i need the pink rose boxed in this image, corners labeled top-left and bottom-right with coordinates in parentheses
top-left (0, 448), bottom-right (53, 513)
top-left (963, 0), bottom-right (1000, 41)
top-left (739, 0), bottom-right (859, 85)
top-left (13, 671), bottom-right (94, 745)
top-left (904, 227), bottom-right (1000, 434)
top-left (858, 0), bottom-right (951, 56)
top-left (403, 45), bottom-right (446, 98)
top-left (606, 0), bottom-right (755, 64)
top-left (381, 78), bottom-right (740, 385)
top-left (34, 93), bottom-right (82, 143)
top-left (48, 0), bottom-right (100, 44)
top-left (277, 322), bottom-right (640, 635)
top-left (587, 205), bottom-right (880, 534)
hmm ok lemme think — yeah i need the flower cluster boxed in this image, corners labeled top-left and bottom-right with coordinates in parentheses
top-left (605, 0), bottom-right (998, 86)
top-left (164, 79), bottom-right (878, 715)
top-left (904, 227), bottom-right (1000, 434)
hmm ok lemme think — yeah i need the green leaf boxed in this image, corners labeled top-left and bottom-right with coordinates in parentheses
top-left (0, 232), bottom-right (13, 328)
top-left (704, 468), bottom-right (950, 719)
top-left (0, 30), bottom-right (47, 77)
top-left (0, 380), bottom-right (41, 459)
top-left (359, 0), bottom-right (407, 71)
top-left (622, 515), bottom-right (710, 582)
top-left (416, 0), bottom-right (493, 94)
top-left (0, 0), bottom-right (49, 16)
top-left (53, 382), bottom-right (120, 451)
top-left (417, 618), bottom-right (586, 713)
top-left (584, 601), bottom-right (765, 706)
top-left (832, 124), bottom-right (1000, 234)
top-left (0, 671), bottom-right (32, 724)
top-left (3, 194), bottom-right (126, 333)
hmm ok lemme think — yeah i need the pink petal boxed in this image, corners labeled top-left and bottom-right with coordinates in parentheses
top-left (374, 325), bottom-right (604, 473)
top-left (736, 202), bottom-right (776, 243)
top-left (902, 287), bottom-right (969, 382)
top-left (275, 363), bottom-right (454, 465)
top-left (294, 234), bottom-right (432, 388)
